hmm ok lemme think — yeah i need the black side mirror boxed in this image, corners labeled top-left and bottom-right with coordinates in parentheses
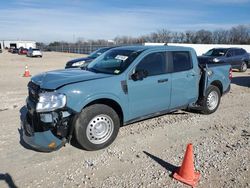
top-left (131, 69), bottom-right (148, 81)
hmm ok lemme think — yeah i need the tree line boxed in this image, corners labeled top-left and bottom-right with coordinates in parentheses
top-left (114, 25), bottom-right (250, 45)
top-left (37, 25), bottom-right (250, 50)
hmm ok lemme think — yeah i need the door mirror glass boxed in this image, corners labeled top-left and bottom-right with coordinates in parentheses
top-left (131, 69), bottom-right (148, 81)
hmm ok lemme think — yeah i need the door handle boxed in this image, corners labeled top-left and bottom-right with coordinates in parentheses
top-left (158, 78), bottom-right (168, 83)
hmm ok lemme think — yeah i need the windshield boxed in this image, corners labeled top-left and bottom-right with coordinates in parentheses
top-left (204, 49), bottom-right (227, 57)
top-left (86, 49), bottom-right (143, 74)
top-left (88, 48), bottom-right (110, 58)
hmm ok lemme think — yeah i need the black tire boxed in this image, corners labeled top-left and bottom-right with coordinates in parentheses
top-left (239, 61), bottom-right (247, 72)
top-left (74, 104), bottom-right (120, 151)
top-left (201, 85), bottom-right (221, 114)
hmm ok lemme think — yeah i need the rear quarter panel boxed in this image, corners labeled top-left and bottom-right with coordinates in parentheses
top-left (206, 63), bottom-right (231, 94)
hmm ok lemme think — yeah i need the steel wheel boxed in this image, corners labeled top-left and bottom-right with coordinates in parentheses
top-left (86, 114), bottom-right (114, 144)
top-left (74, 104), bottom-right (120, 151)
top-left (207, 91), bottom-right (219, 111)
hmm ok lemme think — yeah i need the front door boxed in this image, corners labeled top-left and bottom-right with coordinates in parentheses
top-left (127, 51), bottom-right (171, 120)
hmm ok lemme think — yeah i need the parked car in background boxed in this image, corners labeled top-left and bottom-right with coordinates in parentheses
top-left (27, 48), bottom-right (42, 57)
top-left (8, 48), bottom-right (15, 53)
top-left (11, 48), bottom-right (19, 54)
top-left (198, 48), bottom-right (250, 72)
top-left (65, 46), bottom-right (115, 68)
top-left (23, 46), bottom-right (231, 151)
top-left (19, 48), bottom-right (28, 55)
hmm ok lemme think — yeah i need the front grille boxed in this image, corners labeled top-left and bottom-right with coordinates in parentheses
top-left (28, 81), bottom-right (40, 102)
top-left (27, 112), bottom-right (47, 132)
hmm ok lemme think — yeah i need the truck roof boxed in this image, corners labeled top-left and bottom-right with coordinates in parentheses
top-left (211, 47), bottom-right (244, 50)
top-left (113, 45), bottom-right (194, 52)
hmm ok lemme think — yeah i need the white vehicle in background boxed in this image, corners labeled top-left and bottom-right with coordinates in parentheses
top-left (27, 48), bottom-right (42, 57)
top-left (0, 42), bottom-right (2, 53)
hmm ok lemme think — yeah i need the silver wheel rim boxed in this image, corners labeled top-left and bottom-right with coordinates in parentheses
top-left (207, 91), bottom-right (219, 111)
top-left (242, 63), bottom-right (247, 71)
top-left (86, 114), bottom-right (114, 144)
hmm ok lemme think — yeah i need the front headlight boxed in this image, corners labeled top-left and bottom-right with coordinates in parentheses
top-left (72, 61), bottom-right (85, 67)
top-left (36, 92), bottom-right (66, 112)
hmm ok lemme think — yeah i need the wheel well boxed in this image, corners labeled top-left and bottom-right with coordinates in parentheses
top-left (85, 98), bottom-right (124, 124)
top-left (243, 61), bottom-right (249, 66)
top-left (211, 81), bottom-right (223, 95)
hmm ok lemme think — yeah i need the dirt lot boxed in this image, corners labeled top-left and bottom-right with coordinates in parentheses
top-left (0, 51), bottom-right (249, 188)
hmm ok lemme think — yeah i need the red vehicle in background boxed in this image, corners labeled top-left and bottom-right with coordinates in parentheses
top-left (19, 48), bottom-right (28, 55)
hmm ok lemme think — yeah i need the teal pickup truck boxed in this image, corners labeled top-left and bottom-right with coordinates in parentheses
top-left (23, 46), bottom-right (231, 151)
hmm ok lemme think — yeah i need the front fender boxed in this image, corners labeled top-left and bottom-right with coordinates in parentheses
top-left (65, 92), bottom-right (128, 121)
top-left (78, 93), bottom-right (123, 111)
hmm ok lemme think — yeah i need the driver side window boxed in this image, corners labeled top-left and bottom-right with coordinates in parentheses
top-left (136, 52), bottom-right (167, 76)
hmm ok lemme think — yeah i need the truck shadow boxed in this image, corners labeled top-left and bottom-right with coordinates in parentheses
top-left (70, 136), bottom-right (84, 150)
top-left (231, 76), bottom-right (250, 88)
top-left (0, 173), bottom-right (18, 188)
top-left (18, 106), bottom-right (35, 151)
top-left (143, 151), bottom-right (178, 176)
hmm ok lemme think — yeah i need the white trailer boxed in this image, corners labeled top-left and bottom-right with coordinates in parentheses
top-left (168, 43), bottom-right (250, 56)
top-left (3, 40), bottom-right (36, 49)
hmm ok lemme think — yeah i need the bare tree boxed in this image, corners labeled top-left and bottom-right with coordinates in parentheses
top-left (47, 24), bottom-right (250, 52)
top-left (229, 25), bottom-right (250, 44)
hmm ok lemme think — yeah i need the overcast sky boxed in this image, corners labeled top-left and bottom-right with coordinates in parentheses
top-left (0, 0), bottom-right (249, 43)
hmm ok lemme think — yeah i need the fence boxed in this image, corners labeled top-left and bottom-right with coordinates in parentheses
top-left (41, 43), bottom-right (250, 56)
top-left (47, 45), bottom-right (115, 54)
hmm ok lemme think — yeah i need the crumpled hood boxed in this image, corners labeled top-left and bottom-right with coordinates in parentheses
top-left (31, 69), bottom-right (112, 90)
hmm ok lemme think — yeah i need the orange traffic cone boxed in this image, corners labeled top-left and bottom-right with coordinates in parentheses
top-left (23, 65), bottom-right (31, 77)
top-left (173, 143), bottom-right (200, 187)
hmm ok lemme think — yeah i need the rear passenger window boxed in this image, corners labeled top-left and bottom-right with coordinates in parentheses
top-left (172, 51), bottom-right (192, 72)
top-left (236, 49), bottom-right (246, 55)
top-left (235, 49), bottom-right (241, 56)
top-left (136, 52), bottom-right (167, 76)
top-left (241, 49), bottom-right (246, 54)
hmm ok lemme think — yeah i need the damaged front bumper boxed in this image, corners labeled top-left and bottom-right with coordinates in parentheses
top-left (22, 118), bottom-right (66, 152)
top-left (22, 98), bottom-right (73, 152)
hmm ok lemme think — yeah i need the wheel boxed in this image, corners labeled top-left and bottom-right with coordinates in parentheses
top-left (201, 85), bottom-right (221, 114)
top-left (239, 62), bottom-right (247, 72)
top-left (74, 104), bottom-right (120, 151)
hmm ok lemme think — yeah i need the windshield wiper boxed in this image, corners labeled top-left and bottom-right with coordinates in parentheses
top-left (84, 67), bottom-right (103, 73)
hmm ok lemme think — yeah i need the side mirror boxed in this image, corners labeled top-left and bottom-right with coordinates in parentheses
top-left (131, 69), bottom-right (148, 81)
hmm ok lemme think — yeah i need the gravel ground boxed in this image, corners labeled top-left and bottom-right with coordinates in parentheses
top-left (0, 50), bottom-right (249, 188)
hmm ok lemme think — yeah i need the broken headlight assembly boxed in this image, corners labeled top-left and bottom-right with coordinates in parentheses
top-left (36, 92), bottom-right (66, 113)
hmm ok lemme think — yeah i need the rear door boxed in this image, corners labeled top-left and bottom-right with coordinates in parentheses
top-left (127, 50), bottom-right (171, 119)
top-left (234, 49), bottom-right (243, 68)
top-left (170, 51), bottom-right (200, 109)
top-left (226, 49), bottom-right (238, 68)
